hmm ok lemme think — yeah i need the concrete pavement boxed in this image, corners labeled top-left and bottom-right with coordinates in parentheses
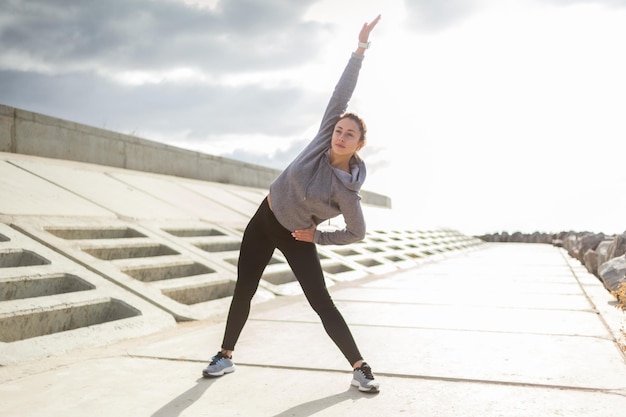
top-left (1, 243), bottom-right (625, 416)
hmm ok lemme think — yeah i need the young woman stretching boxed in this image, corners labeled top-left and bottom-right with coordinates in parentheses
top-left (203, 15), bottom-right (382, 393)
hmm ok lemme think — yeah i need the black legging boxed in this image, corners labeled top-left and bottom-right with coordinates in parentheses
top-left (221, 197), bottom-right (363, 366)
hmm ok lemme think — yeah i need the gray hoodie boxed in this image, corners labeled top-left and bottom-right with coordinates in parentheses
top-left (269, 53), bottom-right (366, 245)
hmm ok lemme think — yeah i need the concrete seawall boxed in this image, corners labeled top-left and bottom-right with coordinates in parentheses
top-left (0, 105), bottom-right (479, 363)
top-left (0, 104), bottom-right (391, 208)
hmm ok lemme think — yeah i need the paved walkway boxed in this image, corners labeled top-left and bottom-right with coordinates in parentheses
top-left (1, 243), bottom-right (625, 416)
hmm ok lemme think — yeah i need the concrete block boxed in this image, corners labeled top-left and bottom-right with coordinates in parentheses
top-left (0, 223), bottom-right (176, 364)
top-left (14, 107), bottom-right (126, 167)
top-left (12, 218), bottom-right (248, 322)
top-left (0, 105), bottom-right (13, 152)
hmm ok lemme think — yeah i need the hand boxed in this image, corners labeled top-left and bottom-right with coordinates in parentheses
top-left (359, 14), bottom-right (381, 44)
top-left (291, 224), bottom-right (317, 243)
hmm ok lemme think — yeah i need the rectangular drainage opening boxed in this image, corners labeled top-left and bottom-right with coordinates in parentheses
top-left (195, 241), bottom-right (241, 253)
top-left (163, 228), bottom-right (226, 237)
top-left (356, 258), bottom-right (383, 267)
top-left (333, 249), bottom-right (360, 257)
top-left (122, 262), bottom-right (215, 282)
top-left (162, 280), bottom-right (236, 305)
top-left (0, 298), bottom-right (140, 343)
top-left (0, 249), bottom-right (50, 268)
top-left (263, 270), bottom-right (297, 286)
top-left (225, 255), bottom-right (283, 267)
top-left (0, 234), bottom-right (9, 242)
top-left (323, 264), bottom-right (354, 274)
top-left (0, 274), bottom-right (95, 301)
top-left (46, 227), bottom-right (146, 240)
top-left (82, 244), bottom-right (179, 260)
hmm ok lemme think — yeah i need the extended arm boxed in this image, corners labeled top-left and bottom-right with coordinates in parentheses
top-left (304, 14), bottom-right (382, 157)
top-left (292, 15), bottom-right (381, 244)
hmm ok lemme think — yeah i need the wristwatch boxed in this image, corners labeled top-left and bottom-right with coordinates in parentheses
top-left (358, 41), bottom-right (371, 49)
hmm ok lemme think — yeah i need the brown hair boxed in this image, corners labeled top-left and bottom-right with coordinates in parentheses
top-left (338, 112), bottom-right (367, 142)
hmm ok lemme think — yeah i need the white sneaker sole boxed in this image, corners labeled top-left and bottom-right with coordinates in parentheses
top-left (351, 379), bottom-right (380, 393)
top-left (203, 365), bottom-right (235, 378)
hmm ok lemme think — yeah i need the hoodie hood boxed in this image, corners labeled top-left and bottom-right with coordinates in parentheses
top-left (329, 150), bottom-right (367, 192)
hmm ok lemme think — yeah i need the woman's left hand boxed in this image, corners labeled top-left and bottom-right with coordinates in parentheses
top-left (292, 224), bottom-right (316, 243)
top-left (359, 14), bottom-right (381, 44)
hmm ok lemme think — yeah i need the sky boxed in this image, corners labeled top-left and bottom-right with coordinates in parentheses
top-left (1, 0), bottom-right (625, 236)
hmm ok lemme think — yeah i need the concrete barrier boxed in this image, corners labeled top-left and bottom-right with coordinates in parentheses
top-left (0, 223), bottom-right (176, 364)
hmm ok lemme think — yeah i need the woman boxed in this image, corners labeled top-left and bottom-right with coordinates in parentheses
top-left (203, 15), bottom-right (382, 393)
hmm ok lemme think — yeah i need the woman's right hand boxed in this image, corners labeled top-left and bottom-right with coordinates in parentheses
top-left (291, 223), bottom-right (317, 243)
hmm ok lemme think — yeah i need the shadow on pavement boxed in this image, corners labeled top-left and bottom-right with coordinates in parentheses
top-left (151, 377), bottom-right (215, 417)
top-left (271, 386), bottom-right (378, 417)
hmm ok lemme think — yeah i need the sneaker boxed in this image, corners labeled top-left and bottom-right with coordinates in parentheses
top-left (202, 351), bottom-right (235, 378)
top-left (351, 362), bottom-right (380, 393)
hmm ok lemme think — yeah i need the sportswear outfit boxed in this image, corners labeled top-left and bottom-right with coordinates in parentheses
top-left (204, 52), bottom-right (379, 392)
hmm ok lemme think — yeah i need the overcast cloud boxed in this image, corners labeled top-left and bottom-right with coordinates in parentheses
top-left (1, 0), bottom-right (625, 235)
top-left (0, 0), bottom-right (330, 145)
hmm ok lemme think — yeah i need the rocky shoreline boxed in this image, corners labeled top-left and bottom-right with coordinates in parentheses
top-left (479, 231), bottom-right (626, 308)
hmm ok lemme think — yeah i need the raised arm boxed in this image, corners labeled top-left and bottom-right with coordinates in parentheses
top-left (301, 14), bottom-right (382, 158)
top-left (291, 16), bottom-right (381, 245)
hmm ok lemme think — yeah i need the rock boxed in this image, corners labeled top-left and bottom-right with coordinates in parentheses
top-left (607, 232), bottom-right (626, 260)
top-left (583, 249), bottom-right (599, 275)
top-left (598, 255), bottom-right (626, 292)
top-left (564, 233), bottom-right (580, 258)
top-left (529, 232), bottom-right (554, 244)
top-left (511, 232), bottom-right (523, 242)
top-left (596, 240), bottom-right (613, 268)
top-left (577, 233), bottom-right (605, 262)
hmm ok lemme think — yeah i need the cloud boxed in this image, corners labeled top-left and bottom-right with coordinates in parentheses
top-left (401, 0), bottom-right (626, 34)
top-left (225, 137), bottom-right (309, 169)
top-left (403, 0), bottom-right (483, 32)
top-left (0, 67), bottom-right (322, 140)
top-left (2, 0), bottom-right (626, 236)
top-left (537, 0), bottom-right (626, 8)
top-left (0, 0), bottom-right (334, 142)
top-left (0, 0), bottom-right (325, 74)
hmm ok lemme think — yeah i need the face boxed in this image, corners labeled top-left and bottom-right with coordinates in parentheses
top-left (331, 117), bottom-right (364, 157)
